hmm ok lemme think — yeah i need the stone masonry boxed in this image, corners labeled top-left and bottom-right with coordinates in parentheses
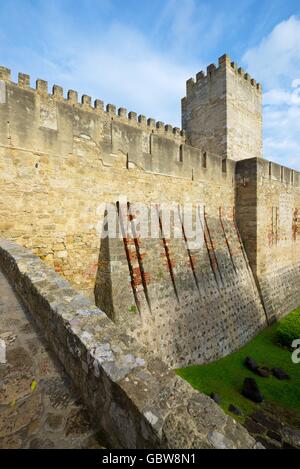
top-left (0, 268), bottom-right (105, 449)
top-left (182, 54), bottom-right (263, 161)
top-left (236, 158), bottom-right (300, 322)
top-left (95, 202), bottom-right (266, 367)
top-left (0, 54), bottom-right (299, 369)
top-left (0, 239), bottom-right (259, 449)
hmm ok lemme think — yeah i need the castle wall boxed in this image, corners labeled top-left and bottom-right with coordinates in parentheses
top-left (95, 202), bottom-right (266, 367)
top-left (2, 59), bottom-right (299, 367)
top-left (0, 239), bottom-right (257, 449)
top-left (236, 158), bottom-right (300, 322)
top-left (181, 58), bottom-right (227, 158)
top-left (0, 68), bottom-right (268, 367)
top-left (226, 61), bottom-right (263, 161)
top-left (0, 71), bottom-right (235, 299)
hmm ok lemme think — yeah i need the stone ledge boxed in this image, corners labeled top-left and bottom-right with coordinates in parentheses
top-left (0, 238), bottom-right (257, 449)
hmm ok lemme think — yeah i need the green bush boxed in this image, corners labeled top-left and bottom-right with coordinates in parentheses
top-left (276, 308), bottom-right (300, 347)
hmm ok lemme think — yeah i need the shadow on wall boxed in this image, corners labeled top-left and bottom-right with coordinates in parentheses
top-left (0, 238), bottom-right (259, 449)
top-left (94, 208), bottom-right (141, 329)
top-left (94, 213), bottom-right (114, 321)
top-left (94, 203), bottom-right (268, 368)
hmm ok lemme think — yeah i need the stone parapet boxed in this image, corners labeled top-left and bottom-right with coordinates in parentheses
top-left (0, 238), bottom-right (257, 449)
top-left (0, 65), bottom-right (185, 143)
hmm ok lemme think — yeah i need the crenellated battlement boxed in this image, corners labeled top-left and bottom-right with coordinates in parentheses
top-left (260, 158), bottom-right (300, 186)
top-left (0, 63), bottom-right (237, 188)
top-left (0, 65), bottom-right (186, 143)
top-left (1, 54), bottom-right (300, 382)
top-left (229, 59), bottom-right (262, 93)
top-left (236, 157), bottom-right (300, 188)
top-left (184, 54), bottom-right (262, 99)
top-left (182, 54), bottom-right (263, 161)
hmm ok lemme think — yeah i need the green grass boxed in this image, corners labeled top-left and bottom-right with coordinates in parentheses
top-left (277, 308), bottom-right (300, 347)
top-left (176, 310), bottom-right (300, 421)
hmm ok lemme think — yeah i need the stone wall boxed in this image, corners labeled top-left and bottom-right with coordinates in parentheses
top-left (0, 61), bottom-right (299, 370)
top-left (0, 67), bottom-right (235, 299)
top-left (182, 55), bottom-right (263, 161)
top-left (95, 202), bottom-right (267, 367)
top-left (236, 158), bottom-right (300, 322)
top-left (0, 239), bottom-right (258, 449)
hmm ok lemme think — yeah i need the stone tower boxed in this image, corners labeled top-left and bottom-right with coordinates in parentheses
top-left (181, 54), bottom-right (263, 161)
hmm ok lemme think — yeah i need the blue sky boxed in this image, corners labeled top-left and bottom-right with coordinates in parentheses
top-left (0, 0), bottom-right (300, 169)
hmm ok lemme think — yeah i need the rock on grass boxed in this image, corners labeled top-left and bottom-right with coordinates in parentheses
top-left (242, 378), bottom-right (264, 403)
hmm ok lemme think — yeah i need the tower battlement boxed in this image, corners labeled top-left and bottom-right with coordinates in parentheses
top-left (0, 54), bottom-right (300, 380)
top-left (0, 63), bottom-right (239, 187)
top-left (185, 54), bottom-right (262, 98)
top-left (182, 54), bottom-right (263, 161)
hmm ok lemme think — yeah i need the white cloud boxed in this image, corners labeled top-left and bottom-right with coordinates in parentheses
top-left (264, 84), bottom-right (300, 106)
top-left (243, 16), bottom-right (300, 170)
top-left (57, 23), bottom-right (194, 125)
top-left (5, 1), bottom-right (300, 170)
top-left (1, 1), bottom-right (202, 127)
top-left (292, 79), bottom-right (300, 88)
top-left (243, 16), bottom-right (300, 90)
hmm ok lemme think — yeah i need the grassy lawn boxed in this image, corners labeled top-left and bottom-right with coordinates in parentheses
top-left (176, 309), bottom-right (300, 422)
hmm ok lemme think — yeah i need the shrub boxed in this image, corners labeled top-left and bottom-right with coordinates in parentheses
top-left (128, 304), bottom-right (137, 314)
top-left (276, 308), bottom-right (300, 347)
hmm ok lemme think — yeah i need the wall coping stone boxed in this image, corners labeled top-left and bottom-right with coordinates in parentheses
top-left (0, 238), bottom-right (259, 449)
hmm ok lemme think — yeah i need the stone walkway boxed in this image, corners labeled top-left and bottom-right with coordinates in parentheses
top-left (244, 401), bottom-right (300, 449)
top-left (0, 269), bottom-right (105, 449)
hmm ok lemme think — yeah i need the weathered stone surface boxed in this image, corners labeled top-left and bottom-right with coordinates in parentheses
top-left (0, 54), bottom-right (298, 449)
top-left (43, 377), bottom-right (74, 409)
top-left (0, 268), bottom-right (105, 449)
top-left (251, 411), bottom-right (281, 432)
top-left (255, 436), bottom-right (280, 450)
top-left (0, 435), bottom-right (23, 449)
top-left (245, 357), bottom-right (272, 377)
top-left (242, 378), bottom-right (264, 403)
top-left (236, 158), bottom-right (300, 323)
top-left (245, 356), bottom-right (259, 373)
top-left (244, 402), bottom-right (300, 450)
top-left (65, 408), bottom-right (91, 436)
top-left (0, 59), bottom-right (283, 370)
top-left (45, 413), bottom-right (64, 431)
top-left (266, 430), bottom-right (281, 443)
top-left (244, 418), bottom-right (265, 435)
top-left (182, 55), bottom-right (263, 161)
top-left (208, 431), bottom-right (236, 450)
top-left (0, 58), bottom-right (298, 371)
top-left (281, 427), bottom-right (300, 448)
top-left (95, 202), bottom-right (266, 367)
top-left (272, 368), bottom-right (290, 380)
top-left (29, 438), bottom-right (55, 449)
top-left (228, 404), bottom-right (241, 416)
top-left (0, 240), bottom-right (257, 449)
top-left (0, 394), bottom-right (42, 438)
top-left (256, 367), bottom-right (271, 378)
top-left (210, 392), bottom-right (221, 405)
